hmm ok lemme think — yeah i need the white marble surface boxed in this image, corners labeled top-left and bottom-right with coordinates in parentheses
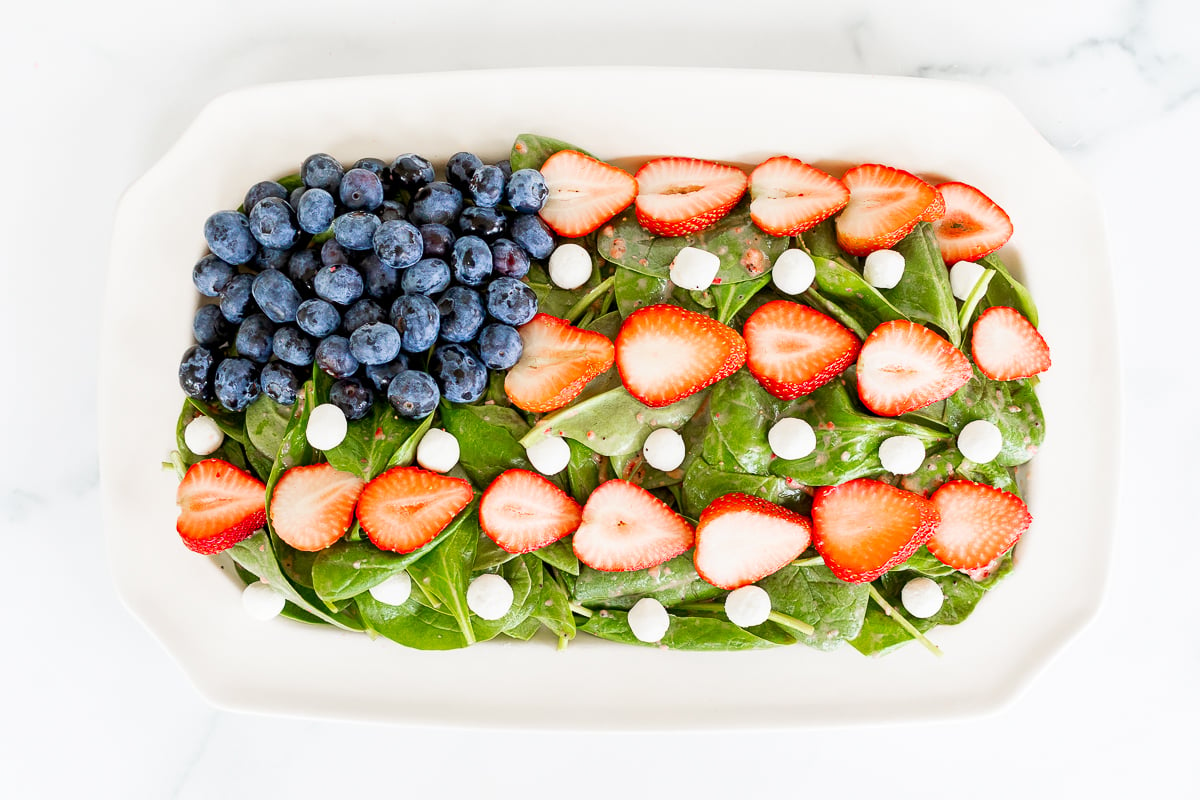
top-left (3, 0), bottom-right (1197, 795)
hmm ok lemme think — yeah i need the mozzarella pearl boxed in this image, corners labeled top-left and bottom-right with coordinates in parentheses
top-left (184, 415), bottom-right (224, 456)
top-left (669, 246), bottom-right (720, 291)
top-left (242, 581), bottom-right (286, 621)
top-left (771, 248), bottom-right (816, 295)
top-left (957, 419), bottom-right (1003, 463)
top-left (878, 435), bottom-right (926, 475)
top-left (768, 417), bottom-right (816, 460)
top-left (724, 585), bottom-right (772, 628)
top-left (901, 577), bottom-right (945, 619)
top-left (369, 573), bottom-right (413, 606)
top-left (306, 403), bottom-right (348, 451)
top-left (548, 243), bottom-right (592, 290)
top-left (467, 573), bottom-right (514, 620)
top-left (416, 428), bottom-right (460, 473)
top-left (525, 436), bottom-right (571, 475)
top-left (642, 428), bottom-right (686, 472)
top-left (949, 260), bottom-right (988, 301)
top-left (627, 597), bottom-right (670, 643)
top-left (863, 249), bottom-right (906, 289)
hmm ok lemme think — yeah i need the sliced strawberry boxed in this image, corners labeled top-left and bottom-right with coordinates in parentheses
top-left (504, 314), bottom-right (615, 413)
top-left (634, 157), bottom-right (748, 237)
top-left (743, 300), bottom-right (861, 399)
top-left (748, 156), bottom-right (850, 236)
top-left (931, 181), bottom-right (1014, 263)
top-left (693, 493), bottom-right (812, 590)
top-left (356, 466), bottom-right (473, 554)
top-left (573, 479), bottom-right (695, 571)
top-left (856, 319), bottom-right (973, 416)
top-left (918, 185), bottom-right (946, 222)
top-left (971, 306), bottom-right (1050, 381)
top-left (176, 459), bottom-right (266, 555)
top-left (928, 480), bottom-right (1031, 570)
top-left (615, 304), bottom-right (746, 408)
top-left (835, 164), bottom-right (939, 257)
top-left (538, 150), bottom-right (638, 237)
top-left (269, 463), bottom-right (365, 552)
top-left (811, 478), bottom-right (940, 583)
top-left (480, 469), bottom-right (583, 554)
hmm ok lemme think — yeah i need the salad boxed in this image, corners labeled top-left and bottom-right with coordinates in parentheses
top-left (171, 133), bottom-right (1049, 656)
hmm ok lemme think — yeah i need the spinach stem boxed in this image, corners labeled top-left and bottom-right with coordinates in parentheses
top-left (568, 601), bottom-right (594, 618)
top-left (767, 610), bottom-right (816, 637)
top-left (557, 635), bottom-right (570, 651)
top-left (790, 556), bottom-right (826, 568)
top-left (565, 275), bottom-right (616, 324)
top-left (866, 584), bottom-right (942, 657)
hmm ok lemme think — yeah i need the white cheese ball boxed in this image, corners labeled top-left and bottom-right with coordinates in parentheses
top-left (863, 249), bottom-right (906, 289)
top-left (416, 428), bottom-right (460, 473)
top-left (949, 260), bottom-right (988, 301)
top-left (548, 243), bottom-right (592, 290)
top-left (768, 417), bottom-right (816, 460)
top-left (184, 415), bottom-right (224, 456)
top-left (306, 403), bottom-right (348, 451)
top-left (525, 436), bottom-right (570, 475)
top-left (467, 573), bottom-right (514, 621)
top-left (627, 597), bottom-right (671, 643)
top-left (642, 428), bottom-right (686, 472)
top-left (724, 585), bottom-right (772, 628)
top-left (369, 573), bottom-right (412, 606)
top-left (901, 577), bottom-right (945, 619)
top-left (771, 248), bottom-right (816, 295)
top-left (242, 581), bottom-right (286, 621)
top-left (669, 246), bottom-right (720, 291)
top-left (957, 419), bottom-right (1003, 463)
top-left (878, 435), bottom-right (926, 475)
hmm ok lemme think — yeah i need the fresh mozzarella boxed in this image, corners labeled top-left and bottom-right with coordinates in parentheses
top-left (416, 428), bottom-right (460, 473)
top-left (669, 246), bottom-right (720, 291)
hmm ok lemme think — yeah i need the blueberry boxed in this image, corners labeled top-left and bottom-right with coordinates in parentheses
top-left (410, 182), bottom-right (462, 226)
top-left (349, 321), bottom-right (402, 366)
top-left (486, 277), bottom-right (538, 326)
top-left (450, 235), bottom-right (493, 286)
top-left (204, 210), bottom-right (257, 265)
top-left (388, 370), bottom-right (440, 419)
top-left (352, 157), bottom-right (390, 186)
top-left (296, 298), bottom-right (341, 337)
top-left (389, 153), bottom-right (435, 192)
top-left (252, 269), bottom-right (302, 323)
top-left (339, 168), bottom-right (384, 211)
top-left (430, 343), bottom-right (488, 404)
top-left (419, 223), bottom-right (455, 260)
top-left (510, 213), bottom-right (555, 260)
top-left (272, 325), bottom-right (315, 366)
top-left (364, 355), bottom-right (410, 393)
top-left (359, 253), bottom-right (400, 300)
top-left (496, 159), bottom-right (512, 181)
top-left (179, 345), bottom-right (216, 400)
top-left (252, 246), bottom-right (291, 272)
top-left (214, 357), bottom-right (261, 411)
top-left (333, 211), bottom-right (381, 251)
top-left (458, 206), bottom-right (507, 240)
top-left (261, 362), bottom-right (303, 405)
top-left (315, 335), bottom-right (359, 379)
top-left (400, 258), bottom-right (451, 296)
top-left (297, 188), bottom-right (336, 234)
top-left (193, 304), bottom-right (231, 347)
top-left (330, 377), bottom-right (374, 420)
top-left (301, 153), bottom-right (344, 193)
top-left (390, 294), bottom-right (440, 353)
top-left (490, 238), bottom-right (530, 279)
top-left (506, 169), bottom-right (548, 213)
top-left (193, 254), bottom-right (235, 297)
top-left (477, 323), bottom-right (523, 370)
top-left (378, 199), bottom-right (406, 223)
top-left (289, 185), bottom-right (307, 210)
top-left (343, 298), bottom-right (386, 333)
top-left (219, 273), bottom-right (257, 324)
top-left (235, 314), bottom-right (275, 363)
top-left (314, 264), bottom-right (364, 306)
top-left (373, 219), bottom-right (423, 269)
top-left (447, 152), bottom-right (483, 190)
top-left (320, 239), bottom-right (352, 266)
top-left (288, 248), bottom-right (322, 292)
top-left (248, 197), bottom-right (300, 250)
top-left (244, 180), bottom-right (287, 214)
top-left (467, 165), bottom-right (505, 208)
top-left (436, 285), bottom-right (485, 343)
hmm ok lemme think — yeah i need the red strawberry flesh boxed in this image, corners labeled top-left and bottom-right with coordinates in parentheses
top-left (176, 459), bottom-right (266, 555)
top-left (928, 480), bottom-right (1031, 570)
top-left (635, 157), bottom-right (747, 237)
top-left (856, 319), bottom-right (973, 416)
top-left (744, 300), bottom-right (861, 399)
top-left (931, 181), bottom-right (1014, 263)
top-left (505, 314), bottom-right (615, 413)
top-left (356, 466), bottom-right (473, 554)
top-left (480, 469), bottom-right (583, 554)
top-left (270, 463), bottom-right (365, 552)
top-left (538, 150), bottom-right (638, 238)
top-left (971, 306), bottom-right (1050, 381)
top-left (693, 493), bottom-right (812, 590)
top-left (573, 480), bottom-right (694, 571)
top-left (836, 164), bottom-right (939, 257)
top-left (748, 156), bottom-right (850, 236)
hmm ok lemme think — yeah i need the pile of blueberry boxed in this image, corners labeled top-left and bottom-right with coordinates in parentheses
top-left (178, 150), bottom-right (555, 420)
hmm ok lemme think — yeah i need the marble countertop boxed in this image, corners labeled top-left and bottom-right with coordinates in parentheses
top-left (4, 0), bottom-right (1196, 796)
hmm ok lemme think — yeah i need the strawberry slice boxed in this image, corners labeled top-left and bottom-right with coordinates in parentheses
top-left (693, 493), bottom-right (812, 590)
top-left (971, 305), bottom-right (1051, 381)
top-left (504, 314), bottom-right (615, 413)
top-left (480, 469), bottom-right (583, 554)
top-left (748, 156), bottom-right (849, 236)
top-left (538, 150), bottom-right (638, 237)
top-left (928, 480), bottom-right (1031, 570)
top-left (634, 157), bottom-right (748, 237)
top-left (615, 304), bottom-right (746, 408)
top-left (856, 319), bottom-right (973, 416)
top-left (269, 463), bottom-right (365, 552)
top-left (918, 185), bottom-right (946, 222)
top-left (930, 181), bottom-right (1013, 263)
top-left (835, 164), bottom-right (939, 257)
top-left (743, 300), bottom-right (861, 399)
top-left (176, 459), bottom-right (266, 555)
top-left (811, 478), bottom-right (940, 583)
top-left (356, 466), bottom-right (473, 554)
top-left (573, 479), bottom-right (695, 571)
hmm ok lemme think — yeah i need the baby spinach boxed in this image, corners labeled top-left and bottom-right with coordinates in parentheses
top-left (943, 367), bottom-right (1045, 467)
top-left (533, 566), bottom-right (577, 641)
top-left (509, 133), bottom-right (593, 172)
top-left (504, 616), bottom-right (543, 641)
top-left (471, 554), bottom-right (541, 641)
top-left (526, 262), bottom-right (601, 320)
top-left (229, 531), bottom-right (361, 631)
top-left (405, 504), bottom-right (481, 645)
top-left (245, 395), bottom-right (292, 464)
top-left (531, 537), bottom-right (579, 575)
top-left (756, 563), bottom-right (869, 651)
top-left (325, 402), bottom-right (424, 480)
top-left (565, 439), bottom-right (604, 504)
top-left (175, 399), bottom-right (251, 473)
top-left (890, 223), bottom-right (961, 346)
top-left (573, 553), bottom-right (724, 610)
top-left (440, 402), bottom-right (531, 486)
top-left (581, 609), bottom-right (786, 650)
top-left (357, 590), bottom-right (471, 650)
top-left (384, 412), bottom-right (435, 469)
top-left (681, 457), bottom-right (808, 519)
top-left (978, 253), bottom-right (1039, 327)
top-left (311, 533), bottom-right (450, 603)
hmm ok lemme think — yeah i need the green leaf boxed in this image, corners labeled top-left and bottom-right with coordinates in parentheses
top-left (978, 253), bottom-right (1039, 327)
top-left (533, 566), bottom-right (576, 640)
top-left (702, 370), bottom-right (783, 476)
top-left (943, 367), bottom-right (1045, 467)
top-left (324, 402), bottom-right (423, 480)
top-left (356, 590), bottom-right (471, 650)
top-left (565, 439), bottom-right (604, 504)
top-left (526, 261), bottom-right (602, 319)
top-left (471, 554), bottom-right (539, 641)
top-left (756, 563), bottom-right (869, 651)
top-left (614, 265), bottom-right (675, 318)
top-left (311, 534), bottom-right (451, 603)
top-left (573, 553), bottom-right (724, 610)
top-left (228, 531), bottom-right (360, 631)
top-left (808, 256), bottom-right (908, 334)
top-left (680, 458), bottom-right (808, 519)
top-left (385, 412), bottom-right (435, 469)
top-left (711, 271), bottom-right (773, 325)
top-left (185, 396), bottom-right (251, 446)
top-left (175, 399), bottom-right (250, 473)
top-left (244, 395), bottom-right (293, 464)
top-left (889, 223), bottom-right (961, 346)
top-left (580, 609), bottom-right (786, 650)
top-left (405, 504), bottom-right (481, 645)
top-left (510, 133), bottom-right (593, 172)
top-left (439, 402), bottom-right (531, 486)
top-left (530, 537), bottom-right (579, 575)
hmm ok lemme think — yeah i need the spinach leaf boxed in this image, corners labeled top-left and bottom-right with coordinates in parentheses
top-left (311, 533), bottom-right (450, 603)
top-left (324, 402), bottom-right (423, 480)
top-left (978, 253), bottom-right (1039, 327)
top-left (405, 504), bottom-right (481, 645)
top-left (185, 396), bottom-right (251, 446)
top-left (756, 563), bottom-right (869, 651)
top-left (531, 537), bottom-right (579, 575)
top-left (681, 457), bottom-right (808, 519)
top-left (471, 554), bottom-right (539, 641)
top-left (614, 265), bottom-right (675, 318)
top-left (244, 395), bottom-right (292, 464)
top-left (808, 256), bottom-right (907, 334)
top-left (440, 402), bottom-right (531, 486)
top-left (175, 399), bottom-right (250, 472)
top-left (565, 439), bottom-right (604, 504)
top-left (510, 133), bottom-right (593, 172)
top-left (890, 223), bottom-right (961, 346)
top-left (356, 589), bottom-right (471, 650)
top-left (573, 553), bottom-right (724, 610)
top-left (504, 616), bottom-right (543, 641)
top-left (580, 609), bottom-right (785, 650)
top-left (229, 531), bottom-right (360, 631)
top-left (943, 367), bottom-right (1045, 467)
top-left (533, 566), bottom-right (577, 641)
top-left (384, 412), bottom-right (435, 469)
top-left (472, 532), bottom-right (519, 571)
top-left (526, 261), bottom-right (601, 320)
top-left (712, 271), bottom-right (773, 325)
top-left (702, 370), bottom-right (782, 476)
